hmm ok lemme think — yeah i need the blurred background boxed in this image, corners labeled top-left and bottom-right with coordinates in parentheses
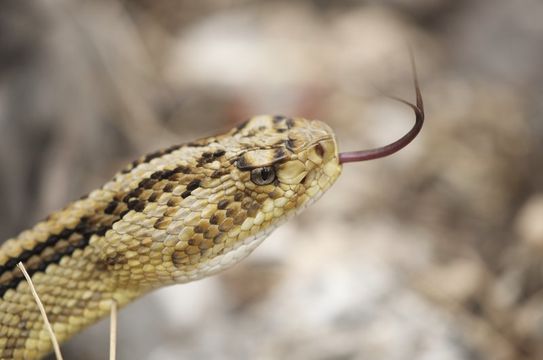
top-left (1, 0), bottom-right (543, 359)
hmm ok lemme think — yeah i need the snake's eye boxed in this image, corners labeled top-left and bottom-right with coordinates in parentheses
top-left (250, 166), bottom-right (276, 185)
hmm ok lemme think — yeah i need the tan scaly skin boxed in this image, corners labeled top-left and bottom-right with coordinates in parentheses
top-left (0, 61), bottom-right (424, 359)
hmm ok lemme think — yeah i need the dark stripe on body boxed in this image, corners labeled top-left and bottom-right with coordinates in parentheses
top-left (0, 142), bottom-right (224, 298)
top-left (122, 135), bottom-right (225, 175)
top-left (121, 143), bottom-right (184, 174)
top-left (0, 171), bottom-right (182, 298)
top-left (0, 217), bottom-right (112, 298)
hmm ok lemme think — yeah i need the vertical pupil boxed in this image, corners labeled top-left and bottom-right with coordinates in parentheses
top-left (251, 167), bottom-right (274, 185)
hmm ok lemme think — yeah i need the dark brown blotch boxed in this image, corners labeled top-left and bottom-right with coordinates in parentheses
top-left (172, 251), bottom-right (188, 268)
top-left (197, 152), bottom-right (214, 165)
top-left (173, 165), bottom-right (190, 174)
top-left (140, 144), bottom-right (183, 166)
top-left (59, 228), bottom-right (73, 239)
top-left (213, 149), bottom-right (226, 157)
top-left (160, 169), bottom-right (176, 180)
top-left (154, 217), bottom-right (171, 230)
top-left (104, 201), bottom-right (119, 214)
top-left (236, 156), bottom-right (250, 170)
top-left (126, 187), bottom-right (143, 200)
top-left (211, 170), bottom-right (228, 179)
top-left (143, 150), bottom-right (163, 163)
top-left (139, 178), bottom-right (158, 189)
top-left (209, 214), bottom-right (220, 225)
top-left (150, 170), bottom-right (164, 180)
top-left (31, 242), bottom-right (47, 254)
top-left (127, 199), bottom-right (146, 212)
top-left (165, 144), bottom-right (182, 153)
top-left (186, 179), bottom-right (201, 191)
top-left (167, 197), bottom-right (181, 207)
top-left (217, 199), bottom-right (229, 210)
top-left (94, 226), bottom-right (109, 237)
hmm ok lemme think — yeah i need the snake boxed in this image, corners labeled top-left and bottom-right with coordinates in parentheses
top-left (0, 64), bottom-right (423, 359)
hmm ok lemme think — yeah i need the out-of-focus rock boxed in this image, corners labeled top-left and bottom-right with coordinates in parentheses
top-left (415, 258), bottom-right (486, 303)
top-left (515, 195), bottom-right (543, 249)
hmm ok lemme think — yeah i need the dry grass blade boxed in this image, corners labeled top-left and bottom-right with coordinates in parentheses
top-left (17, 262), bottom-right (63, 360)
top-left (110, 299), bottom-right (117, 360)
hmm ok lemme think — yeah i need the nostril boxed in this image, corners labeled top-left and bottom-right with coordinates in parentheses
top-left (315, 143), bottom-right (325, 158)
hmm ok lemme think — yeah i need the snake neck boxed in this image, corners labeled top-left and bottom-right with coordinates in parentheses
top-left (0, 192), bottom-right (152, 358)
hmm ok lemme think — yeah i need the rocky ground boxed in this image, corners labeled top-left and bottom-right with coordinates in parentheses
top-left (1, 1), bottom-right (543, 359)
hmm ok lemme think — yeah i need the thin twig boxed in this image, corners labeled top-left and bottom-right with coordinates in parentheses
top-left (17, 262), bottom-right (63, 360)
top-left (110, 299), bottom-right (117, 360)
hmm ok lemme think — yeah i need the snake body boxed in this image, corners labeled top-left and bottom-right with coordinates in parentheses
top-left (0, 115), bottom-right (342, 359)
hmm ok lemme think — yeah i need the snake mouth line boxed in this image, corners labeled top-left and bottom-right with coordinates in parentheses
top-left (338, 52), bottom-right (425, 164)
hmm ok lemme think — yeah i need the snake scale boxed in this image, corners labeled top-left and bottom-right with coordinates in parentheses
top-left (0, 63), bottom-right (424, 359)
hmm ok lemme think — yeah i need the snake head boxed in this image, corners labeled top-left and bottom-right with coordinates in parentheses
top-left (231, 114), bottom-right (342, 200)
top-left (168, 115), bottom-right (344, 279)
